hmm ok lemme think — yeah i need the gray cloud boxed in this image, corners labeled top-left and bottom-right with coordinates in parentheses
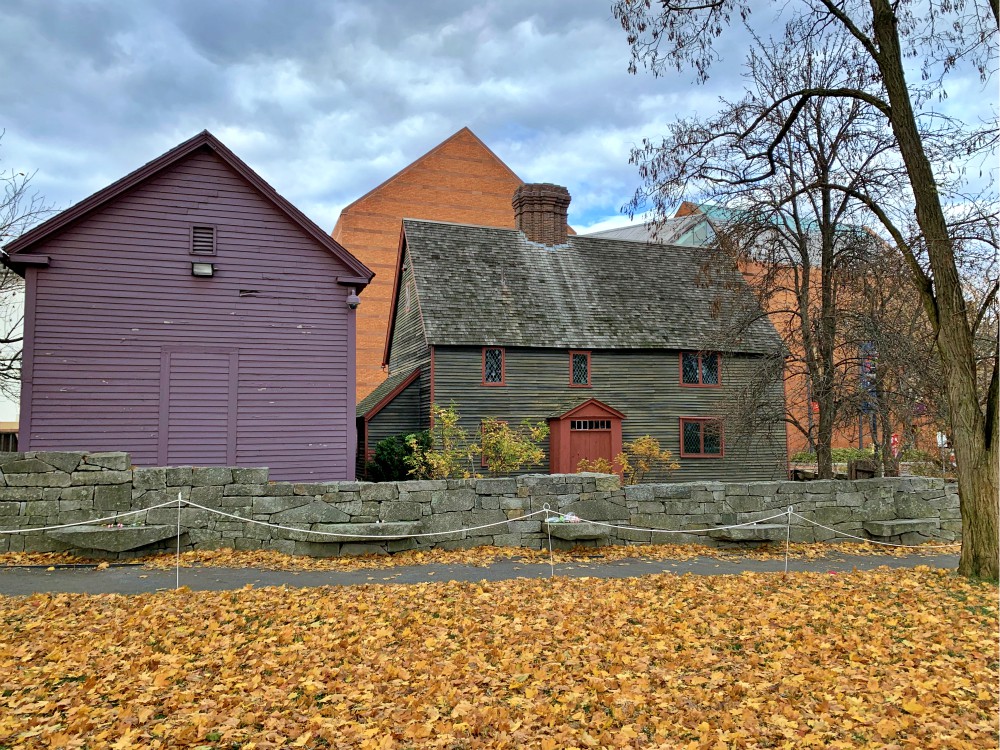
top-left (1, 0), bottom-right (989, 235)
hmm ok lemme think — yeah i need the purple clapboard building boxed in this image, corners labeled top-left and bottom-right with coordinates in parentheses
top-left (2, 131), bottom-right (372, 481)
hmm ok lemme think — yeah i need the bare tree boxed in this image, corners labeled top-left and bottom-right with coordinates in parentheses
top-left (629, 29), bottom-right (904, 479)
top-left (0, 133), bottom-right (52, 401)
top-left (615, 0), bottom-right (999, 579)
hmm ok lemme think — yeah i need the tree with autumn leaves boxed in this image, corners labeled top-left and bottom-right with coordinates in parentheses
top-left (405, 403), bottom-right (549, 479)
top-left (614, 0), bottom-right (998, 580)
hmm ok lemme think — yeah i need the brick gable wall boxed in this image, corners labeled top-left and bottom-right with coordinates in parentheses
top-left (332, 128), bottom-right (523, 400)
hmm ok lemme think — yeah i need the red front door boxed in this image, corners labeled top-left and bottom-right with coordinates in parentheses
top-left (569, 423), bottom-right (613, 469)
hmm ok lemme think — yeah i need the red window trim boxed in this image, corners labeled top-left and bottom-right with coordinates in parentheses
top-left (569, 350), bottom-right (591, 388)
top-left (480, 419), bottom-right (509, 467)
top-left (679, 351), bottom-right (722, 388)
top-left (481, 346), bottom-right (506, 386)
top-left (679, 417), bottom-right (725, 458)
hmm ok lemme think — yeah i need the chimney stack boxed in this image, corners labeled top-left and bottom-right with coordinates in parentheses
top-left (513, 183), bottom-right (570, 246)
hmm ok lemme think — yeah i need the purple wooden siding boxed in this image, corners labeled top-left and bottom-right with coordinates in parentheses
top-left (21, 150), bottom-right (357, 480)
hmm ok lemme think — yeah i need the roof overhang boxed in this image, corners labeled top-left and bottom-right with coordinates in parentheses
top-left (1, 253), bottom-right (49, 276)
top-left (2, 130), bottom-right (374, 289)
top-left (361, 367), bottom-right (422, 422)
top-left (549, 398), bottom-right (627, 422)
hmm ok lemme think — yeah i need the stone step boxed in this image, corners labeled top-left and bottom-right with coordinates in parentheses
top-left (708, 524), bottom-right (788, 542)
top-left (543, 521), bottom-right (609, 541)
top-left (46, 524), bottom-right (177, 552)
top-left (281, 521), bottom-right (423, 543)
top-left (863, 519), bottom-right (939, 538)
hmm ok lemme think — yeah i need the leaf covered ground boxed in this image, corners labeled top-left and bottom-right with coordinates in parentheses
top-left (1, 567), bottom-right (996, 749)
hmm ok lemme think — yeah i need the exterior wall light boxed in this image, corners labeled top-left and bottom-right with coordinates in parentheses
top-left (191, 262), bottom-right (215, 277)
top-left (346, 288), bottom-right (361, 309)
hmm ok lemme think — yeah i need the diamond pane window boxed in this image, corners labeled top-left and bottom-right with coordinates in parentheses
top-left (680, 418), bottom-right (724, 457)
top-left (681, 353), bottom-right (700, 383)
top-left (703, 421), bottom-right (722, 454)
top-left (483, 347), bottom-right (504, 385)
top-left (681, 352), bottom-right (721, 386)
top-left (701, 354), bottom-right (719, 385)
top-left (571, 352), bottom-right (590, 386)
top-left (682, 421), bottom-right (702, 454)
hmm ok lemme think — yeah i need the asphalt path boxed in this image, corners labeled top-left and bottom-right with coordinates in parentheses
top-left (0, 552), bottom-right (959, 596)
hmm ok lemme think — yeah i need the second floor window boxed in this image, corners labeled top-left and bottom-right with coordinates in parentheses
top-left (570, 350), bottom-right (591, 386)
top-left (483, 347), bottom-right (504, 385)
top-left (681, 351), bottom-right (720, 386)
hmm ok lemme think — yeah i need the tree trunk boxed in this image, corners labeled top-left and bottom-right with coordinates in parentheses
top-left (871, 0), bottom-right (999, 579)
top-left (815, 400), bottom-right (835, 478)
top-left (815, 435), bottom-right (833, 478)
top-left (956, 433), bottom-right (999, 579)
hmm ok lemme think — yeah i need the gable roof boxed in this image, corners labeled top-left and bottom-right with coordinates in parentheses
top-left (357, 366), bottom-right (421, 418)
top-left (390, 219), bottom-right (782, 357)
top-left (2, 131), bottom-right (373, 284)
top-left (550, 398), bottom-right (627, 421)
top-left (583, 214), bottom-right (709, 246)
top-left (335, 127), bottom-right (522, 221)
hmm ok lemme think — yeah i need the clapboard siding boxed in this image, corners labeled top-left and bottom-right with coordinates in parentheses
top-left (386, 247), bottom-right (430, 375)
top-left (367, 377), bottom-right (423, 448)
top-left (433, 346), bottom-right (788, 482)
top-left (382, 247), bottom-right (432, 438)
top-left (19, 147), bottom-right (359, 480)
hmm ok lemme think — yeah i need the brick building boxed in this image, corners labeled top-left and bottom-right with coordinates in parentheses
top-left (332, 128), bottom-right (524, 401)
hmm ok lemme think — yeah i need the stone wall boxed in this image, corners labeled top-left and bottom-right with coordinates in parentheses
top-left (0, 452), bottom-right (960, 559)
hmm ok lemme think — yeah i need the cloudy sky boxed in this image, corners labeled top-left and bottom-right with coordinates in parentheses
top-left (0, 0), bottom-right (762, 237)
top-left (0, 0), bottom-right (993, 422)
top-left (2, 1), bottom-right (993, 234)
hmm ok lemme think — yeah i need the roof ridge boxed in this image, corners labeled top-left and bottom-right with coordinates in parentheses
top-left (336, 127), bottom-right (522, 218)
top-left (3, 131), bottom-right (373, 283)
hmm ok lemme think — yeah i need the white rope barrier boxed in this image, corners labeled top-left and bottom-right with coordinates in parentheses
top-left (182, 500), bottom-right (555, 540)
top-left (790, 512), bottom-right (962, 549)
top-left (0, 498), bottom-right (189, 535)
top-left (0, 499), bottom-right (962, 551)
top-left (543, 509), bottom-right (793, 535)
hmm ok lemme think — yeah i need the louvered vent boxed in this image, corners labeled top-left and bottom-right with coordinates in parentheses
top-left (191, 225), bottom-right (216, 254)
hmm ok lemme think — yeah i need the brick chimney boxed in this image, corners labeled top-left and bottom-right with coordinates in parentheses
top-left (512, 183), bottom-right (570, 246)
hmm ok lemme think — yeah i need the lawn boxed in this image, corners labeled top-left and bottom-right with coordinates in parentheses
top-left (0, 567), bottom-right (995, 749)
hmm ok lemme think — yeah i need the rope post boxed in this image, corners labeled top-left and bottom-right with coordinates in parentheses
top-left (176, 491), bottom-right (182, 590)
top-left (784, 506), bottom-right (792, 574)
top-left (543, 503), bottom-right (554, 578)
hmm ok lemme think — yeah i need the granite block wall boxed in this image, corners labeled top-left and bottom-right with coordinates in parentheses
top-left (0, 452), bottom-right (961, 559)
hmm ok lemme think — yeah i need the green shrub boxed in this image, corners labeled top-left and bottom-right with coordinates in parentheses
top-left (404, 402), bottom-right (476, 479)
top-left (792, 446), bottom-right (938, 464)
top-left (475, 418), bottom-right (549, 477)
top-left (898, 448), bottom-right (935, 462)
top-left (365, 431), bottom-right (430, 482)
top-left (791, 447), bottom-right (874, 463)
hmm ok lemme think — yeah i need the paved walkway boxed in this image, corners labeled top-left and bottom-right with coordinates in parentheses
top-left (0, 552), bottom-right (959, 596)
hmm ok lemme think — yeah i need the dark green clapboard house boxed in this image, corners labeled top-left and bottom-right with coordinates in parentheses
top-left (357, 183), bottom-right (788, 482)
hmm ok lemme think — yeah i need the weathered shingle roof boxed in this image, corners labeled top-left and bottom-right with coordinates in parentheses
top-left (356, 367), bottom-right (420, 417)
top-left (401, 219), bottom-right (781, 354)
